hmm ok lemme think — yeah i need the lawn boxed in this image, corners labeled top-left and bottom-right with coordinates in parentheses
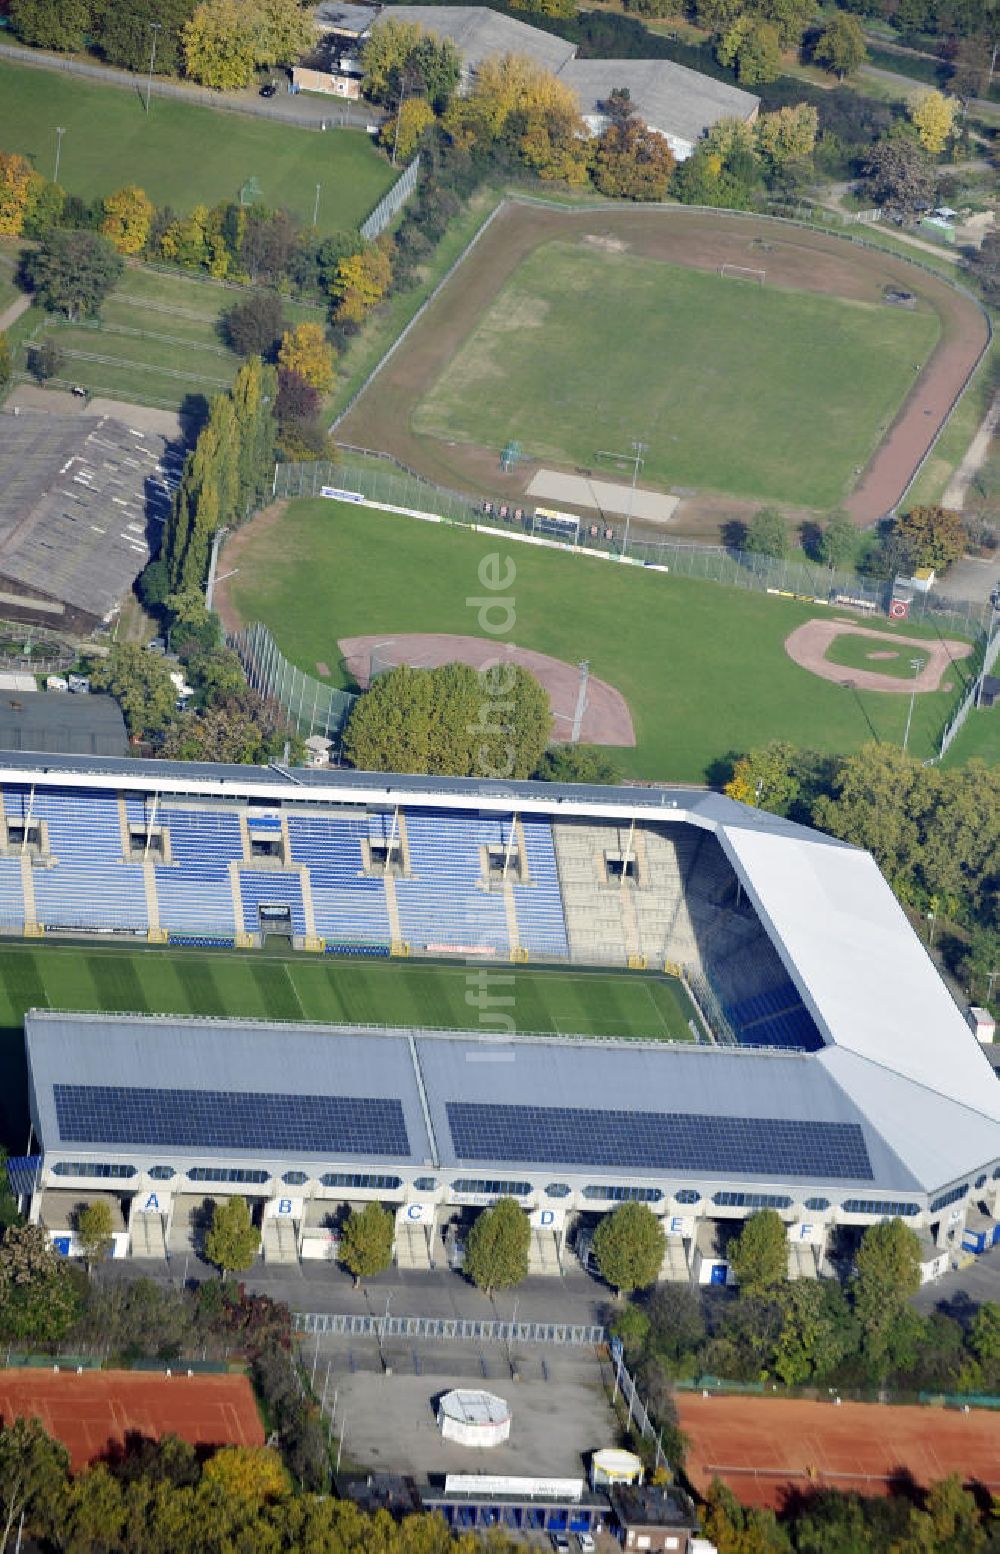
top-left (13, 265), bottom-right (322, 414)
top-left (410, 241), bottom-right (939, 508)
top-left (823, 632), bottom-right (929, 679)
top-left (0, 59), bottom-right (394, 238)
top-left (227, 498), bottom-right (966, 780)
top-left (0, 941), bottom-right (695, 1151)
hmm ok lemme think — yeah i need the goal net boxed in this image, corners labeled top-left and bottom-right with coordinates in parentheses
top-left (720, 264), bottom-right (766, 284)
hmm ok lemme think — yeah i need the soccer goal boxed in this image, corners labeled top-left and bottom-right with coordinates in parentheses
top-left (720, 264), bottom-right (766, 284)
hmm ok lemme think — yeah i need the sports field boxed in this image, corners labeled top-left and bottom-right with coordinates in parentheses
top-left (0, 59), bottom-right (393, 238)
top-left (0, 942), bottom-right (696, 1150)
top-left (412, 241), bottom-right (939, 509)
top-left (225, 498), bottom-right (965, 779)
top-left (14, 265), bottom-right (321, 414)
top-left (823, 631), bottom-right (929, 679)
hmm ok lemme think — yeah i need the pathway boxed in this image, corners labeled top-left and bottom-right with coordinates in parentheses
top-left (0, 291), bottom-right (30, 334)
top-left (942, 392), bottom-right (1000, 508)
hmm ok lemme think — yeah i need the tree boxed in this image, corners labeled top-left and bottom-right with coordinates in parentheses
top-left (89, 642), bottom-right (179, 740)
top-left (29, 336), bottom-right (64, 383)
top-left (93, 0), bottom-right (196, 76)
top-left (0, 152), bottom-right (42, 238)
top-left (380, 96), bottom-right (437, 162)
top-left (160, 685), bottom-right (304, 764)
top-left (204, 1196), bottom-right (260, 1278)
top-left (22, 230), bottom-right (124, 321)
top-left (852, 1217), bottom-right (921, 1370)
top-left (969, 1301), bottom-right (1000, 1363)
top-left (9, 0), bottom-right (90, 50)
top-left (724, 741), bottom-right (800, 813)
top-left (0, 1418), bottom-right (70, 1554)
top-left (860, 137), bottom-right (937, 215)
top-left (512, 103), bottom-right (591, 186)
top-left (344, 662), bottom-right (551, 780)
top-left (101, 186), bottom-right (155, 256)
top-left (201, 1445), bottom-right (288, 1504)
top-left (772, 1279), bottom-right (855, 1385)
top-left (818, 509), bottom-right (858, 570)
top-left (727, 1209), bottom-right (787, 1297)
top-left (338, 1201), bottom-right (395, 1286)
top-left (610, 1302), bottom-right (651, 1357)
top-left (0, 1223), bottom-right (82, 1344)
top-left (444, 51), bottom-right (583, 151)
top-left (464, 1197), bottom-right (530, 1294)
top-left (182, 0), bottom-right (259, 88)
top-left (329, 243), bottom-right (393, 325)
top-left (894, 505), bottom-right (966, 570)
top-left (755, 104), bottom-right (818, 166)
top-left (950, 34), bottom-right (994, 106)
top-left (0, 333), bottom-right (10, 396)
top-left (909, 90), bottom-right (959, 155)
top-left (277, 321), bottom-right (336, 392)
top-left (965, 229), bottom-right (1000, 307)
top-left (592, 1202), bottom-right (665, 1297)
top-left (701, 1479), bottom-right (792, 1554)
top-left (224, 291), bottom-right (285, 358)
top-left (510, 0), bottom-right (577, 17)
top-left (535, 745), bottom-right (621, 784)
top-left (254, 0), bottom-right (312, 66)
top-left (745, 506), bottom-right (787, 558)
top-left (899, 1475), bottom-right (986, 1554)
top-left (716, 18), bottom-right (783, 86)
top-left (75, 1200), bottom-right (115, 1271)
top-left (231, 355), bottom-right (278, 517)
top-left (813, 12), bottom-right (867, 79)
top-left (592, 117), bottom-right (675, 201)
top-left (361, 17), bottom-right (424, 103)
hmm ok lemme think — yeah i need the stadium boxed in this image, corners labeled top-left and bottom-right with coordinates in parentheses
top-left (6, 750), bottom-right (999, 1282)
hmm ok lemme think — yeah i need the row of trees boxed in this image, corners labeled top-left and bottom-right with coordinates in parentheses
top-left (735, 503), bottom-right (968, 575)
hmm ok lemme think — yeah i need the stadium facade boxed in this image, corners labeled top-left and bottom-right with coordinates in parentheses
top-left (6, 752), bottom-right (999, 1279)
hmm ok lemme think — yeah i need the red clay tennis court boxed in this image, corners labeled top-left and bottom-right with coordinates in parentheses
top-left (0, 1369), bottom-right (263, 1471)
top-left (676, 1393), bottom-right (1000, 1509)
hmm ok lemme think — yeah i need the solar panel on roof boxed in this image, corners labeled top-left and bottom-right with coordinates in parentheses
top-left (54, 1084), bottom-right (409, 1156)
top-left (445, 1102), bottom-right (873, 1180)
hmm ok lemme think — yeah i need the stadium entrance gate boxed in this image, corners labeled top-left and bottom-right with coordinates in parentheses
top-left (258, 903), bottom-right (293, 939)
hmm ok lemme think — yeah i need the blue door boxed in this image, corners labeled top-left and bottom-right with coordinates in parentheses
top-left (710, 1263), bottom-right (728, 1285)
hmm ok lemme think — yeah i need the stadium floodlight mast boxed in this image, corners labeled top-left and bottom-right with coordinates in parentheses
top-left (313, 183), bottom-right (321, 227)
top-left (974, 584), bottom-right (1000, 710)
top-left (54, 126), bottom-right (65, 185)
top-left (597, 441), bottom-right (646, 559)
top-left (145, 22), bottom-right (162, 115)
top-left (902, 656), bottom-right (924, 753)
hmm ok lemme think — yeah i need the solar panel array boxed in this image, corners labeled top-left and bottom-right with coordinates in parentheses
top-left (54, 1083), bottom-right (410, 1157)
top-left (445, 1101), bottom-right (873, 1180)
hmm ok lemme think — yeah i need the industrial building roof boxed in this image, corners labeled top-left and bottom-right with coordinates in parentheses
top-left (560, 58), bottom-right (760, 147)
top-left (0, 691), bottom-right (127, 757)
top-left (377, 5), bottom-right (578, 76)
top-left (0, 413), bottom-right (178, 622)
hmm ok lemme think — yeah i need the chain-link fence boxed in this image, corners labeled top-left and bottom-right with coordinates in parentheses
top-left (361, 155), bottom-right (420, 241)
top-left (273, 453), bottom-right (996, 640)
top-left (230, 620), bottom-right (357, 743)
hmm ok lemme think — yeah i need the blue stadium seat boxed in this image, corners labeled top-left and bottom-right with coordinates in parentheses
top-left (239, 869), bottom-right (307, 936)
top-left (511, 815), bottom-right (570, 958)
top-left (395, 809), bottom-right (510, 953)
top-left (6, 786), bottom-right (148, 933)
top-left (287, 813), bottom-right (390, 948)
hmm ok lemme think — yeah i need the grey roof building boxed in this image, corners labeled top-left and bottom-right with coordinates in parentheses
top-left (0, 691), bottom-right (127, 757)
top-left (0, 412), bottom-right (180, 632)
top-left (377, 5), bottom-right (578, 79)
top-left (560, 57), bottom-right (760, 159)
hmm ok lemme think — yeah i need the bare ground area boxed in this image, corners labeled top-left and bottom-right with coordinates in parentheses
top-left (340, 632), bottom-right (636, 745)
top-left (213, 501), bottom-right (289, 637)
top-left (337, 200), bottom-right (989, 536)
top-left (785, 616), bottom-right (972, 693)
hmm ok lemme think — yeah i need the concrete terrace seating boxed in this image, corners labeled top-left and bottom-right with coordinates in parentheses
top-left (724, 978), bottom-right (823, 1052)
top-left (512, 815), bottom-right (569, 958)
top-left (287, 813), bottom-right (390, 948)
top-left (0, 858), bottom-right (24, 928)
top-left (396, 809), bottom-right (509, 953)
top-left (9, 785), bottom-right (148, 932)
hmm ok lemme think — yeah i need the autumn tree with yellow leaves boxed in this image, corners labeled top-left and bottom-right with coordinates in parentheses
top-left (277, 321), bottom-right (336, 393)
top-left (100, 186), bottom-right (155, 255)
top-left (329, 241), bottom-right (394, 324)
top-left (909, 89), bottom-right (959, 155)
top-left (0, 152), bottom-right (41, 238)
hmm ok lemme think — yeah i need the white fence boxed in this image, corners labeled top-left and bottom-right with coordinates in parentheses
top-left (361, 155), bottom-right (420, 241)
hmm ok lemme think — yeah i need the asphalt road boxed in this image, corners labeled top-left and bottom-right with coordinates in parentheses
top-left (914, 1242), bottom-right (1000, 1316)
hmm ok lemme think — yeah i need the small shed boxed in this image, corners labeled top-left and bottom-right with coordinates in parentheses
top-left (969, 1005), bottom-right (997, 1044)
top-left (437, 1390), bottom-right (511, 1448)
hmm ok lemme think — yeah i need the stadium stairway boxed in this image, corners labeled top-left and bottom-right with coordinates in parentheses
top-left (788, 1242), bottom-right (819, 1281)
top-left (528, 1228), bottom-right (562, 1276)
top-left (262, 1217), bottom-right (298, 1265)
top-left (659, 1238), bottom-right (690, 1283)
top-left (633, 827), bottom-right (703, 965)
top-left (130, 1212), bottom-right (167, 1260)
top-left (396, 1221), bottom-right (433, 1272)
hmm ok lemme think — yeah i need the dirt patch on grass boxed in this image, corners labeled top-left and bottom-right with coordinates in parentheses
top-left (337, 199), bottom-right (988, 533)
top-left (785, 617), bottom-right (972, 692)
top-left (340, 631), bottom-right (635, 745)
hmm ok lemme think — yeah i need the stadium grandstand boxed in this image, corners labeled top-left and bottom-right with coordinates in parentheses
top-left (5, 751), bottom-right (1000, 1281)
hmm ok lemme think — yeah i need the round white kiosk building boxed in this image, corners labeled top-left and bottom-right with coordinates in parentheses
top-left (437, 1389), bottom-right (511, 1448)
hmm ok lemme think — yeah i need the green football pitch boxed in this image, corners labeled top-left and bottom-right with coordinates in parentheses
top-left (0, 942), bottom-right (697, 1151)
top-left (410, 241), bottom-right (940, 509)
top-left (227, 499), bottom-right (966, 781)
top-left (0, 59), bottom-right (394, 239)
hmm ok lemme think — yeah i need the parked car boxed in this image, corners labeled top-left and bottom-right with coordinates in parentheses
top-left (551, 1536), bottom-right (570, 1554)
top-left (260, 80), bottom-right (277, 97)
top-left (45, 675), bottom-right (68, 693)
top-left (577, 1534), bottom-right (596, 1554)
top-left (67, 674), bottom-right (90, 694)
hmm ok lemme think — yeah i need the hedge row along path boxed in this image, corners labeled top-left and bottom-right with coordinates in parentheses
top-left (336, 200), bottom-right (989, 531)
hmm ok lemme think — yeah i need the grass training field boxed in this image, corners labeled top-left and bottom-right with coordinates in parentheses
top-left (227, 498), bottom-right (968, 780)
top-left (14, 265), bottom-right (321, 414)
top-left (411, 241), bottom-right (939, 508)
top-left (0, 59), bottom-right (394, 238)
top-left (0, 942), bottom-right (696, 1149)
